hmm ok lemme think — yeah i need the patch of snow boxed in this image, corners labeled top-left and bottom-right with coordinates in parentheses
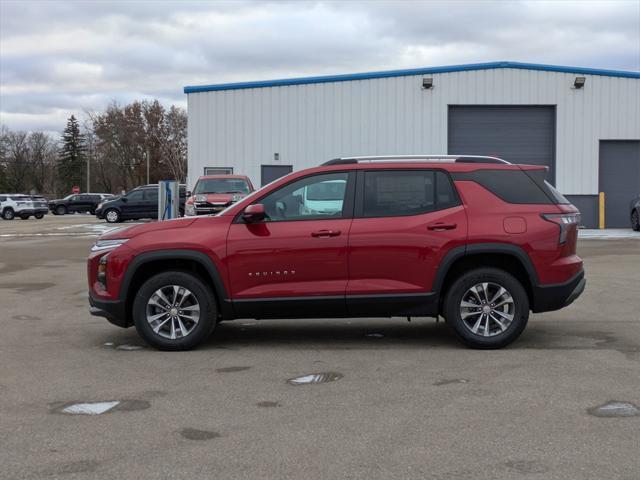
top-left (62, 401), bottom-right (120, 415)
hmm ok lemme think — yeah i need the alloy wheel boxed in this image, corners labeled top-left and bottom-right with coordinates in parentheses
top-left (105, 210), bottom-right (119, 222)
top-left (459, 282), bottom-right (515, 337)
top-left (145, 285), bottom-right (200, 340)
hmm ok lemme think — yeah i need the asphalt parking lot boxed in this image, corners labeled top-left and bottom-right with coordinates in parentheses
top-left (1, 215), bottom-right (639, 479)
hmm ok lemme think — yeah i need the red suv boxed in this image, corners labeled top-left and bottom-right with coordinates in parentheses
top-left (185, 174), bottom-right (254, 216)
top-left (88, 156), bottom-right (585, 350)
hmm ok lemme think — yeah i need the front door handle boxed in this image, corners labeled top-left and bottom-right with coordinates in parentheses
top-left (427, 223), bottom-right (457, 231)
top-left (311, 229), bottom-right (341, 238)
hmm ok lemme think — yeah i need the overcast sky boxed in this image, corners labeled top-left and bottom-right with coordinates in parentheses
top-left (1, 0), bottom-right (639, 134)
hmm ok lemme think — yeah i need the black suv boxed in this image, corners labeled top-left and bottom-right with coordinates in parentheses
top-left (49, 193), bottom-right (113, 215)
top-left (95, 185), bottom-right (187, 223)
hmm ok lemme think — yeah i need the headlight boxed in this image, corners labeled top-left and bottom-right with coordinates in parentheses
top-left (232, 194), bottom-right (246, 202)
top-left (91, 238), bottom-right (129, 252)
top-left (195, 194), bottom-right (207, 202)
top-left (97, 253), bottom-right (109, 287)
top-left (96, 202), bottom-right (104, 210)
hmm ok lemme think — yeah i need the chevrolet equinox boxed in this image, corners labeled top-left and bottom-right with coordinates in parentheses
top-left (88, 156), bottom-right (586, 350)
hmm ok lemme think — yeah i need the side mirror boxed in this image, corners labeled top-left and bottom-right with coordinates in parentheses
top-left (242, 203), bottom-right (266, 223)
top-left (121, 197), bottom-right (128, 203)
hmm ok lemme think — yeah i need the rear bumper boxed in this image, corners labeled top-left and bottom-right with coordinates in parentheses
top-left (532, 269), bottom-right (586, 313)
top-left (89, 293), bottom-right (129, 328)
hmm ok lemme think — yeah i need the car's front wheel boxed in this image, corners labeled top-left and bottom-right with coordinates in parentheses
top-left (35, 213), bottom-right (44, 219)
top-left (132, 271), bottom-right (217, 351)
top-left (20, 214), bottom-right (30, 220)
top-left (56, 205), bottom-right (67, 215)
top-left (632, 209), bottom-right (640, 232)
top-left (443, 268), bottom-right (529, 349)
top-left (104, 209), bottom-right (120, 223)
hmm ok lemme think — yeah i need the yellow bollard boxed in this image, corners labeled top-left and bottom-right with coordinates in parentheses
top-left (599, 192), bottom-right (605, 229)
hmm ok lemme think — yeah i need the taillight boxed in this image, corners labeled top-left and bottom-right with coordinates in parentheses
top-left (541, 213), bottom-right (580, 244)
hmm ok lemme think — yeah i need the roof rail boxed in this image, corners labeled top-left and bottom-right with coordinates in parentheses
top-left (321, 155), bottom-right (510, 166)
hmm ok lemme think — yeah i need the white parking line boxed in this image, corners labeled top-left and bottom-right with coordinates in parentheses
top-left (579, 229), bottom-right (640, 239)
top-left (0, 233), bottom-right (98, 238)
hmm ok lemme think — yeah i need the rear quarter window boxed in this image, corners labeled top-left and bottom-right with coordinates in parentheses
top-left (453, 169), bottom-right (555, 204)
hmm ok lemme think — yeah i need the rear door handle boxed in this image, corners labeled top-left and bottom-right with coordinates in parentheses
top-left (427, 223), bottom-right (457, 231)
top-left (311, 229), bottom-right (341, 238)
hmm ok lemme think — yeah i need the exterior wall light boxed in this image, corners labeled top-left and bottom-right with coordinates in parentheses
top-left (422, 78), bottom-right (434, 89)
top-left (574, 77), bottom-right (586, 89)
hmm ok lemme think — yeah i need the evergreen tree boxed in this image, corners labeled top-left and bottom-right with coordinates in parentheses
top-left (58, 115), bottom-right (86, 194)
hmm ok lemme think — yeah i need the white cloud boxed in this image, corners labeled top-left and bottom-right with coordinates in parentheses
top-left (0, 0), bottom-right (638, 133)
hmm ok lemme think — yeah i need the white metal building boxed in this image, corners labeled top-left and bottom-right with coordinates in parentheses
top-left (185, 61), bottom-right (640, 227)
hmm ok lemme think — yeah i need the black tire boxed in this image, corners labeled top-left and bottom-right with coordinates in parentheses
top-left (56, 205), bottom-right (67, 215)
top-left (20, 214), bottom-right (30, 220)
top-left (2, 208), bottom-right (15, 220)
top-left (133, 271), bottom-right (217, 351)
top-left (89, 209), bottom-right (96, 215)
top-left (35, 213), bottom-right (44, 219)
top-left (104, 208), bottom-right (121, 223)
top-left (443, 267), bottom-right (529, 349)
top-left (632, 209), bottom-right (640, 232)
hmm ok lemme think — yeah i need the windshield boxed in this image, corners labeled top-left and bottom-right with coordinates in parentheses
top-left (194, 178), bottom-right (249, 194)
top-left (306, 181), bottom-right (346, 201)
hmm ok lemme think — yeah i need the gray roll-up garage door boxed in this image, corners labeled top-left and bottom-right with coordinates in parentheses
top-left (599, 140), bottom-right (640, 228)
top-left (448, 106), bottom-right (556, 184)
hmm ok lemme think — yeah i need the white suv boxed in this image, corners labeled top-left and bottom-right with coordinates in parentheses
top-left (0, 194), bottom-right (48, 220)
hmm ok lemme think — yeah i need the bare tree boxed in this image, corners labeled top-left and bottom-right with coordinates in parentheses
top-left (3, 130), bottom-right (31, 193)
top-left (28, 132), bottom-right (57, 194)
top-left (162, 105), bottom-right (188, 182)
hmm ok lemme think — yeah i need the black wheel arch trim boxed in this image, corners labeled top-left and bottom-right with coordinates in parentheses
top-left (119, 249), bottom-right (233, 319)
top-left (432, 243), bottom-right (540, 295)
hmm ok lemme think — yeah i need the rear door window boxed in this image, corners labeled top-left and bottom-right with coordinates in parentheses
top-left (361, 170), bottom-right (459, 217)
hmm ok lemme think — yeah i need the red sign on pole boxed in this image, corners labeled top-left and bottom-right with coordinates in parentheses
top-left (72, 185), bottom-right (80, 194)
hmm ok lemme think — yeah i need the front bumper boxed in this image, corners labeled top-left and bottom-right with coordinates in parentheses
top-left (532, 269), bottom-right (586, 313)
top-left (195, 202), bottom-right (231, 215)
top-left (89, 293), bottom-right (129, 328)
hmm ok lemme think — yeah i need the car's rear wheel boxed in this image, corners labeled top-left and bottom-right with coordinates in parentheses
top-left (133, 271), bottom-right (217, 351)
top-left (56, 205), bottom-right (67, 215)
top-left (2, 208), bottom-right (15, 220)
top-left (104, 209), bottom-right (120, 223)
top-left (443, 268), bottom-right (529, 349)
top-left (35, 213), bottom-right (44, 219)
top-left (632, 209), bottom-right (640, 231)
top-left (20, 214), bottom-right (30, 220)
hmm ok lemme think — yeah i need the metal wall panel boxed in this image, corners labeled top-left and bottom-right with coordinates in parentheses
top-left (187, 69), bottom-right (640, 198)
